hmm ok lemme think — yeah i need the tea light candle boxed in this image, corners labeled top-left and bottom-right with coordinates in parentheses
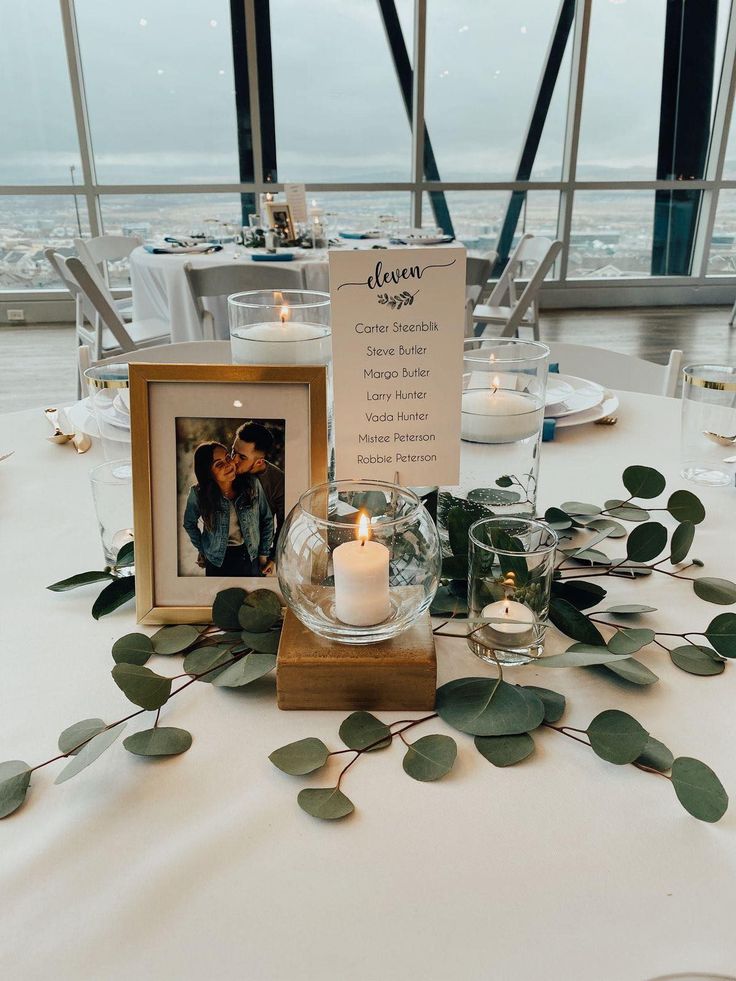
top-left (481, 599), bottom-right (535, 647)
top-left (230, 303), bottom-right (330, 365)
top-left (461, 378), bottom-right (543, 444)
top-left (333, 513), bottom-right (391, 626)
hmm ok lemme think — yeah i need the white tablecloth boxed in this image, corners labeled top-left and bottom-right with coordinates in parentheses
top-left (2, 394), bottom-right (735, 981)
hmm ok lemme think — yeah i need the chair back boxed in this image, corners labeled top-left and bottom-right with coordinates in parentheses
top-left (75, 235), bottom-right (142, 288)
top-left (545, 342), bottom-right (683, 397)
top-left (46, 249), bottom-right (97, 324)
top-left (81, 341), bottom-right (232, 374)
top-left (184, 262), bottom-right (305, 340)
top-left (65, 256), bottom-right (136, 352)
top-left (481, 237), bottom-right (562, 338)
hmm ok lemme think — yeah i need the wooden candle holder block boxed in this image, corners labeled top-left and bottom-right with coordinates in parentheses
top-left (276, 609), bottom-right (437, 711)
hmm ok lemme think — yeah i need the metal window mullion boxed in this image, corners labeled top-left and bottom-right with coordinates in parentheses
top-left (557, 0), bottom-right (591, 281)
top-left (243, 0), bottom-right (263, 187)
top-left (59, 0), bottom-right (100, 236)
top-left (694, 0), bottom-right (736, 277)
top-left (411, 0), bottom-right (426, 227)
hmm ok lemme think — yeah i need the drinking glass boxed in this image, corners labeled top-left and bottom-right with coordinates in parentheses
top-left (89, 459), bottom-right (134, 570)
top-left (83, 363), bottom-right (131, 461)
top-left (681, 363), bottom-right (736, 487)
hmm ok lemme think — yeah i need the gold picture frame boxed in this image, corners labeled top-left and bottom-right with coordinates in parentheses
top-left (130, 363), bottom-right (328, 624)
top-left (264, 201), bottom-right (296, 241)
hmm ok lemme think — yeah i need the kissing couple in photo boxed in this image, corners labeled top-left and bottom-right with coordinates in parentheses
top-left (183, 422), bottom-right (285, 578)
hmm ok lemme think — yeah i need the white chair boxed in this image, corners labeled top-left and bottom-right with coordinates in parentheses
top-left (465, 253), bottom-right (495, 337)
top-left (183, 262), bottom-right (305, 340)
top-left (74, 234), bottom-right (141, 320)
top-left (474, 234), bottom-right (562, 340)
top-left (545, 342), bottom-right (683, 397)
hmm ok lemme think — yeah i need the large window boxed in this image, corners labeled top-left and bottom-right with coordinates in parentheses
top-left (3, 0), bottom-right (736, 298)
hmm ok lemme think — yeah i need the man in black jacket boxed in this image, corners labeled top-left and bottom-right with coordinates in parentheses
top-left (231, 422), bottom-right (285, 560)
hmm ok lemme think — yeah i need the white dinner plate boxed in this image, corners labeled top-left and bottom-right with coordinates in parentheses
top-left (405, 233), bottom-right (454, 246)
top-left (545, 378), bottom-right (575, 407)
top-left (544, 373), bottom-right (605, 419)
top-left (65, 398), bottom-right (99, 437)
top-left (554, 391), bottom-right (619, 429)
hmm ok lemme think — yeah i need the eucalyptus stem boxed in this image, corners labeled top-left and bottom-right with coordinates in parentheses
top-left (334, 714), bottom-right (439, 789)
top-left (543, 723), bottom-right (671, 780)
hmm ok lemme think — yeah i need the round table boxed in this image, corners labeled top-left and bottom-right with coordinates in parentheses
top-left (129, 245), bottom-right (331, 343)
top-left (1, 394), bottom-right (735, 981)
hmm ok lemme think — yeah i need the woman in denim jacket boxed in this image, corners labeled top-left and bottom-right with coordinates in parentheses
top-left (183, 441), bottom-right (274, 577)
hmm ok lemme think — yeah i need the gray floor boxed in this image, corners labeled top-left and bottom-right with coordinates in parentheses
top-left (2, 307), bottom-right (736, 414)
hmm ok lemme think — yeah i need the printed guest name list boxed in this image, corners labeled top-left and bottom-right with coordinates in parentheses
top-left (329, 246), bottom-right (466, 485)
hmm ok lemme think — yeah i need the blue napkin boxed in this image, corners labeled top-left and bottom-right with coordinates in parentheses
top-left (251, 252), bottom-right (294, 262)
top-left (543, 418), bottom-right (556, 442)
top-left (549, 362), bottom-right (559, 374)
top-left (339, 231), bottom-right (369, 239)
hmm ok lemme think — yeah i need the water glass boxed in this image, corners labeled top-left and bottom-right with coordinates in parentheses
top-left (89, 460), bottom-right (134, 569)
top-left (681, 363), bottom-right (736, 487)
top-left (467, 517), bottom-right (558, 665)
top-left (83, 363), bottom-right (131, 461)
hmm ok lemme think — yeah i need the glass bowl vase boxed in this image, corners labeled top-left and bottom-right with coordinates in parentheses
top-left (276, 480), bottom-right (441, 645)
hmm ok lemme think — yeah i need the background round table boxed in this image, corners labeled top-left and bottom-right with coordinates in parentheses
top-left (1, 392), bottom-right (735, 981)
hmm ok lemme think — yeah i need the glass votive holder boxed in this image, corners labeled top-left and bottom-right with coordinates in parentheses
top-left (681, 363), bottom-right (736, 487)
top-left (458, 338), bottom-right (549, 516)
top-left (276, 480), bottom-right (441, 645)
top-left (228, 289), bottom-right (331, 365)
top-left (467, 516), bottom-right (558, 666)
top-left (89, 459), bottom-right (134, 570)
top-left (83, 363), bottom-right (131, 461)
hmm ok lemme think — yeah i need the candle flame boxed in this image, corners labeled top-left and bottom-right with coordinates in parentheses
top-left (280, 304), bottom-right (290, 324)
top-left (358, 512), bottom-right (370, 546)
top-left (266, 191), bottom-right (273, 202)
top-left (490, 374), bottom-right (500, 394)
top-left (504, 601), bottom-right (509, 616)
top-left (489, 352), bottom-right (496, 365)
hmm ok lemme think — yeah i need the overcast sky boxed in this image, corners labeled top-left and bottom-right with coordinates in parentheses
top-left (0, 0), bottom-right (730, 185)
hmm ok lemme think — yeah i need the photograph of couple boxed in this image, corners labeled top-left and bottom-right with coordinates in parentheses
top-left (175, 416), bottom-right (285, 578)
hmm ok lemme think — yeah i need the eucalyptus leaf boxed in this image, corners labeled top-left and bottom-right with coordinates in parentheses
top-left (670, 520), bottom-right (695, 564)
top-left (551, 579), bottom-right (607, 611)
top-left (536, 646), bottom-right (623, 667)
top-left (211, 587), bottom-right (247, 630)
top-left (596, 604), bottom-right (657, 615)
top-left (568, 529), bottom-right (614, 557)
top-left (92, 576), bottom-right (136, 619)
top-left (269, 737), bottom-right (330, 775)
top-left (607, 627), bottom-right (655, 656)
top-left (669, 644), bottom-right (725, 676)
top-left (693, 577), bottom-right (736, 606)
top-left (609, 562), bottom-right (654, 578)
top-left (475, 733), bottom-right (535, 767)
top-left (54, 724), bottom-right (126, 784)
top-left (448, 505), bottom-right (484, 557)
top-left (603, 500), bottom-right (649, 522)
top-left (560, 501), bottom-right (602, 516)
top-left (114, 540), bottom-right (135, 568)
top-left (544, 506), bottom-right (573, 531)
top-left (636, 737), bottom-right (674, 773)
top-left (671, 757), bottom-right (728, 822)
top-left (297, 787), bottom-right (354, 820)
top-left (626, 522), bottom-right (668, 563)
top-left (0, 761), bottom-right (31, 819)
top-left (436, 678), bottom-right (544, 736)
top-left (622, 465), bottom-right (666, 500)
top-left (123, 726), bottom-right (192, 757)
top-left (240, 630), bottom-right (280, 655)
top-left (489, 527), bottom-right (529, 585)
top-left (523, 686), bottom-right (566, 723)
top-left (238, 589), bottom-right (282, 632)
top-left (212, 651), bottom-right (276, 687)
top-left (47, 570), bottom-right (115, 592)
top-left (586, 710), bottom-right (649, 765)
top-left (112, 633), bottom-right (154, 666)
top-left (582, 517), bottom-right (627, 539)
top-left (111, 664), bottom-right (172, 710)
top-left (704, 613), bottom-right (736, 658)
top-left (599, 657), bottom-right (658, 685)
top-left (549, 598), bottom-right (605, 645)
top-left (182, 643), bottom-right (234, 680)
top-left (430, 585), bottom-right (468, 617)
top-left (468, 487), bottom-right (520, 505)
top-left (667, 490), bottom-right (706, 525)
top-left (402, 734), bottom-right (457, 781)
top-left (58, 718), bottom-right (106, 755)
top-left (494, 476), bottom-right (514, 488)
top-left (441, 555), bottom-right (469, 579)
top-left (339, 711), bottom-right (392, 751)
top-left (561, 547), bottom-right (611, 566)
top-left (151, 624), bottom-right (201, 655)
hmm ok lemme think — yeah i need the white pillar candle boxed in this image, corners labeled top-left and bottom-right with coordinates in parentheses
top-left (480, 600), bottom-right (535, 647)
top-left (231, 306), bottom-right (330, 365)
top-left (461, 382), bottom-right (543, 444)
top-left (333, 513), bottom-right (391, 626)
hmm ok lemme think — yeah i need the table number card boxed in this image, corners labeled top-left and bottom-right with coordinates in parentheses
top-left (329, 246), bottom-right (466, 485)
top-left (284, 183), bottom-right (307, 224)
